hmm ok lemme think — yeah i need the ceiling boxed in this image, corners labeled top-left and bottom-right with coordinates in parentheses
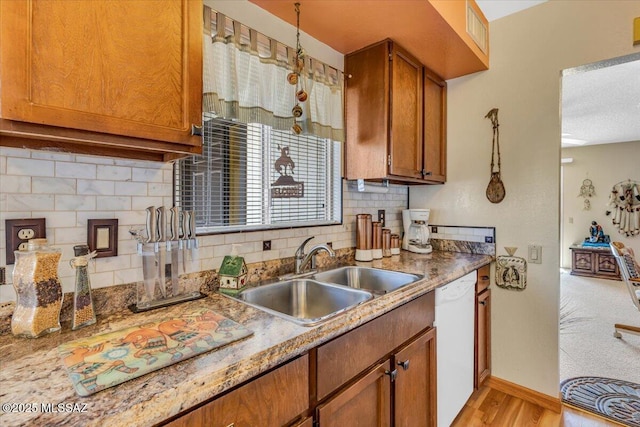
top-left (561, 55), bottom-right (640, 148)
top-left (475, 0), bottom-right (640, 148)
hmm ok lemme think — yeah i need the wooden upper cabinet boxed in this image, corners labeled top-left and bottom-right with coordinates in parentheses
top-left (345, 39), bottom-right (447, 184)
top-left (423, 70), bottom-right (447, 183)
top-left (0, 0), bottom-right (202, 161)
top-left (389, 45), bottom-right (423, 180)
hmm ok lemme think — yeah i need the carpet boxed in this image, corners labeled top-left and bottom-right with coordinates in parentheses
top-left (561, 376), bottom-right (640, 426)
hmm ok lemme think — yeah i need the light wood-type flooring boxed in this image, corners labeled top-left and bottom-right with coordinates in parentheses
top-left (452, 383), bottom-right (623, 426)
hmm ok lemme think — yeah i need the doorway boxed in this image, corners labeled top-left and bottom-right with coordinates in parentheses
top-left (559, 52), bottom-right (640, 384)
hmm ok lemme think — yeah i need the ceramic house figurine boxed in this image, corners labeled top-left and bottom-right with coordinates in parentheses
top-left (218, 250), bottom-right (248, 292)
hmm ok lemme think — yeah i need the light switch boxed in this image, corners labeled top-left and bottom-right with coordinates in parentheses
top-left (528, 245), bottom-right (542, 264)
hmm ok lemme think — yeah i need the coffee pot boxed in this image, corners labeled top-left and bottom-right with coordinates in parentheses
top-left (402, 209), bottom-right (433, 254)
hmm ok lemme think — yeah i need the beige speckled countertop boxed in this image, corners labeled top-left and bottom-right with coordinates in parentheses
top-left (0, 251), bottom-right (491, 427)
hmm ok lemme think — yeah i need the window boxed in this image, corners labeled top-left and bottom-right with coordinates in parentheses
top-left (175, 8), bottom-right (344, 234)
top-left (175, 113), bottom-right (342, 234)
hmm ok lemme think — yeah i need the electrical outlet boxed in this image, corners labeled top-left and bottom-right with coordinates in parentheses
top-left (263, 240), bottom-right (272, 251)
top-left (378, 210), bottom-right (386, 227)
top-left (5, 218), bottom-right (46, 264)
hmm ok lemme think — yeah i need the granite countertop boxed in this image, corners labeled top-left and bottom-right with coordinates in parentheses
top-left (0, 250), bottom-right (491, 427)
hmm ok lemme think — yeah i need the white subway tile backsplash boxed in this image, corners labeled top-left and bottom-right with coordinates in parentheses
top-left (7, 194), bottom-right (55, 211)
top-left (7, 157), bottom-right (54, 177)
top-left (55, 162), bottom-right (96, 179)
top-left (115, 181), bottom-right (148, 196)
top-left (132, 168), bottom-right (164, 183)
top-left (0, 147), bottom-right (31, 158)
top-left (40, 211), bottom-right (77, 228)
top-left (131, 197), bottom-right (163, 211)
top-left (3, 176), bottom-right (31, 193)
top-left (76, 155), bottom-right (116, 165)
top-left (97, 165), bottom-right (132, 181)
top-left (78, 179), bottom-right (115, 195)
top-left (1, 147), bottom-right (411, 303)
top-left (33, 177), bottom-right (75, 194)
top-left (56, 195), bottom-right (96, 211)
top-left (31, 151), bottom-right (74, 162)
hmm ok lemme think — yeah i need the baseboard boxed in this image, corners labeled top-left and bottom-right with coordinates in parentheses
top-left (486, 376), bottom-right (562, 413)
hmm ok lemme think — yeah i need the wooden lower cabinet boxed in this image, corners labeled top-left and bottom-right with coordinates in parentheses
top-left (394, 328), bottom-right (437, 427)
top-left (570, 246), bottom-right (620, 280)
top-left (475, 288), bottom-right (491, 388)
top-left (315, 295), bottom-right (436, 427)
top-left (163, 354), bottom-right (309, 427)
top-left (316, 361), bottom-right (392, 427)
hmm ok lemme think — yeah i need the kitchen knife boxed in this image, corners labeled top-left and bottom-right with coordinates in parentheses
top-left (141, 206), bottom-right (157, 302)
top-left (156, 206), bottom-right (167, 298)
top-left (169, 207), bottom-right (180, 296)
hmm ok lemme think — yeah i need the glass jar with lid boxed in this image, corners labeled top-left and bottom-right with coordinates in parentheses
top-left (11, 238), bottom-right (63, 338)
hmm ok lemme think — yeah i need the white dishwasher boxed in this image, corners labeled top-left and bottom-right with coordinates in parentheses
top-left (435, 271), bottom-right (477, 427)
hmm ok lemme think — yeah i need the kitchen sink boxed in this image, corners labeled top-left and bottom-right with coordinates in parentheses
top-left (235, 279), bottom-right (373, 326)
top-left (313, 266), bottom-right (423, 293)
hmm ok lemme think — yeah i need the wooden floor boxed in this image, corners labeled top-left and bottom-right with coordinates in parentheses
top-left (452, 384), bottom-right (624, 426)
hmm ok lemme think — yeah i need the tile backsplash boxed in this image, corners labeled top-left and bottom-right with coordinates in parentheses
top-left (0, 147), bottom-right (408, 302)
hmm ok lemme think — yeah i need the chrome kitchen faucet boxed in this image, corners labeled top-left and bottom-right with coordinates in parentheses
top-left (294, 237), bottom-right (336, 275)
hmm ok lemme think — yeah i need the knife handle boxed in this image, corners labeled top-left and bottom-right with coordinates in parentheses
top-left (188, 211), bottom-right (196, 239)
top-left (181, 210), bottom-right (189, 240)
top-left (157, 206), bottom-right (166, 242)
top-left (169, 207), bottom-right (179, 241)
top-left (146, 206), bottom-right (157, 243)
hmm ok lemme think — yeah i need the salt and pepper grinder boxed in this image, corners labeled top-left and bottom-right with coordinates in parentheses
top-left (382, 229), bottom-right (392, 258)
top-left (70, 245), bottom-right (97, 330)
top-left (371, 221), bottom-right (383, 259)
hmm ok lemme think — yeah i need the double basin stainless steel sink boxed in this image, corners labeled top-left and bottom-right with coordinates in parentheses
top-left (233, 266), bottom-right (423, 326)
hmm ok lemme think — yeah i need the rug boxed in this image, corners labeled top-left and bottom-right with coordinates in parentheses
top-left (58, 308), bottom-right (253, 396)
top-left (561, 376), bottom-right (640, 426)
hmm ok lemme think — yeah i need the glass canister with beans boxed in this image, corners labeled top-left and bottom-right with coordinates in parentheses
top-left (11, 239), bottom-right (63, 338)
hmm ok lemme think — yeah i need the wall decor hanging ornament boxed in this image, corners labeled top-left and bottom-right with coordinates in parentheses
top-left (606, 179), bottom-right (640, 236)
top-left (578, 178), bottom-right (595, 211)
top-left (287, 3), bottom-right (307, 135)
top-left (485, 108), bottom-right (505, 203)
top-left (495, 246), bottom-right (527, 290)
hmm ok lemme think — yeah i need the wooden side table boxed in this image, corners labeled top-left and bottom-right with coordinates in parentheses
top-left (570, 245), bottom-right (621, 280)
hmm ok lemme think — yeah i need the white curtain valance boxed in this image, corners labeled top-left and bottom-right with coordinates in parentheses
top-left (203, 9), bottom-right (344, 142)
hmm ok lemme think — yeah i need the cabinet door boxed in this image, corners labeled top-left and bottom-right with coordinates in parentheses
top-left (317, 360), bottom-right (391, 427)
top-left (389, 44), bottom-right (423, 180)
top-left (0, 0), bottom-right (201, 147)
top-left (571, 250), bottom-right (595, 275)
top-left (595, 252), bottom-right (620, 278)
top-left (475, 289), bottom-right (491, 388)
top-left (422, 69), bottom-right (447, 183)
top-left (164, 354), bottom-right (309, 427)
top-left (394, 328), bottom-right (437, 427)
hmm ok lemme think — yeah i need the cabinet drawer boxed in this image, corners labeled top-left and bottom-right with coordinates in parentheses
top-left (476, 264), bottom-right (490, 293)
top-left (316, 292), bottom-right (434, 400)
top-left (165, 354), bottom-right (309, 427)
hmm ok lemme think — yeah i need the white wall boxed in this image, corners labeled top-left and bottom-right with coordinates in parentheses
top-left (561, 141), bottom-right (640, 267)
top-left (410, 1), bottom-right (640, 397)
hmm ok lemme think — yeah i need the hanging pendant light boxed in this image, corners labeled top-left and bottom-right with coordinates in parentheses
top-left (288, 2), bottom-right (306, 135)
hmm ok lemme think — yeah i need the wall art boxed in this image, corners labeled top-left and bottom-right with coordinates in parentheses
top-left (495, 246), bottom-right (527, 290)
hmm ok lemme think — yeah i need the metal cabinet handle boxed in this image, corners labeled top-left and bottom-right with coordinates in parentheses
top-left (191, 124), bottom-right (203, 136)
top-left (481, 275), bottom-right (490, 280)
top-left (384, 369), bottom-right (398, 382)
top-left (479, 300), bottom-right (487, 306)
top-left (423, 170), bottom-right (432, 176)
top-left (397, 360), bottom-right (410, 371)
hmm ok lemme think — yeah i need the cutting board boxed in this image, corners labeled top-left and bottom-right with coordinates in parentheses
top-left (58, 309), bottom-right (253, 397)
